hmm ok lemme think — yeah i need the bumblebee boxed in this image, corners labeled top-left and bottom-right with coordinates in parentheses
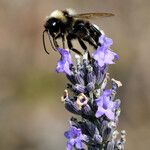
top-left (43, 8), bottom-right (114, 55)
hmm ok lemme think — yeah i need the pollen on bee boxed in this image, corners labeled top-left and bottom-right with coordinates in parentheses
top-left (66, 8), bottom-right (76, 16)
top-left (49, 10), bottom-right (66, 22)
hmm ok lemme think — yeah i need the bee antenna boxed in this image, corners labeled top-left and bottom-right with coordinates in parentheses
top-left (43, 30), bottom-right (50, 55)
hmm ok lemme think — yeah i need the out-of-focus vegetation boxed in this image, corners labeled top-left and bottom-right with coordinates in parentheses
top-left (0, 0), bottom-right (150, 149)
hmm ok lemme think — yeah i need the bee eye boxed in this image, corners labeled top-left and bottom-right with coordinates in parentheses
top-left (47, 18), bottom-right (60, 33)
top-left (52, 22), bottom-right (57, 26)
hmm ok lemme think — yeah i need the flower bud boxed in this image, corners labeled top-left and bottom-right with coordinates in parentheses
top-left (65, 99), bottom-right (81, 115)
top-left (74, 72), bottom-right (85, 85)
top-left (86, 82), bottom-right (95, 92)
top-left (93, 134), bottom-right (102, 144)
top-left (73, 84), bottom-right (86, 93)
top-left (76, 93), bottom-right (88, 109)
top-left (106, 140), bottom-right (115, 150)
top-left (111, 78), bottom-right (122, 91)
top-left (82, 104), bottom-right (93, 116)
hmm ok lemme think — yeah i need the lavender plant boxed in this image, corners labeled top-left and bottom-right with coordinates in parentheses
top-left (54, 34), bottom-right (126, 150)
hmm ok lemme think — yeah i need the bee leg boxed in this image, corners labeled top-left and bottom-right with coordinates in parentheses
top-left (62, 34), bottom-right (65, 49)
top-left (78, 38), bottom-right (87, 51)
top-left (73, 23), bottom-right (98, 49)
top-left (55, 33), bottom-right (62, 39)
top-left (78, 38), bottom-right (91, 59)
top-left (89, 25), bottom-right (102, 46)
top-left (55, 33), bottom-right (65, 49)
top-left (52, 36), bottom-right (59, 48)
top-left (84, 36), bottom-right (98, 49)
top-left (47, 31), bottom-right (58, 51)
top-left (67, 35), bottom-right (82, 56)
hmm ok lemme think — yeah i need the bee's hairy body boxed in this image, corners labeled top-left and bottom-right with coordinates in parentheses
top-left (43, 9), bottom-right (104, 55)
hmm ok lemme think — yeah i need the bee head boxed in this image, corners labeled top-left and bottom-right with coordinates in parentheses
top-left (44, 10), bottom-right (68, 35)
top-left (44, 18), bottom-right (61, 35)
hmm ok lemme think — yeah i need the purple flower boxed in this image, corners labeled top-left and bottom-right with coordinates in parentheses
top-left (95, 89), bottom-right (120, 120)
top-left (64, 126), bottom-right (84, 150)
top-left (56, 48), bottom-right (73, 75)
top-left (99, 35), bottom-right (113, 47)
top-left (92, 35), bottom-right (118, 67)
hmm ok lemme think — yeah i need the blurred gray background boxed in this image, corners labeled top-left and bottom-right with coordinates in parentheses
top-left (0, 0), bottom-right (150, 149)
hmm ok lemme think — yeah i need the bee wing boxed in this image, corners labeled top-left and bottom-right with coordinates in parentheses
top-left (73, 13), bottom-right (114, 19)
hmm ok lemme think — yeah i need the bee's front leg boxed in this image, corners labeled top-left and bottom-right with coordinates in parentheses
top-left (55, 33), bottom-right (66, 49)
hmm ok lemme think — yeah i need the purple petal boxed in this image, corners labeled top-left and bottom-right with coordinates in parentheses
top-left (99, 35), bottom-right (113, 47)
top-left (56, 61), bottom-right (71, 75)
top-left (92, 35), bottom-right (118, 67)
top-left (69, 139), bottom-right (76, 145)
top-left (114, 52), bottom-right (119, 60)
top-left (103, 89), bottom-right (112, 96)
top-left (66, 142), bottom-right (73, 150)
top-left (95, 97), bottom-right (103, 106)
top-left (113, 99), bottom-right (121, 109)
top-left (95, 107), bottom-right (105, 118)
top-left (64, 126), bottom-right (83, 149)
top-left (105, 110), bottom-right (115, 120)
top-left (95, 89), bottom-right (119, 120)
top-left (104, 51), bottom-right (116, 64)
top-left (75, 141), bottom-right (83, 149)
top-left (56, 48), bottom-right (73, 75)
top-left (64, 130), bottom-right (72, 139)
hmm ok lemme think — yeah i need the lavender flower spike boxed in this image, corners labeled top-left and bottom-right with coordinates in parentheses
top-left (49, 33), bottom-right (126, 149)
